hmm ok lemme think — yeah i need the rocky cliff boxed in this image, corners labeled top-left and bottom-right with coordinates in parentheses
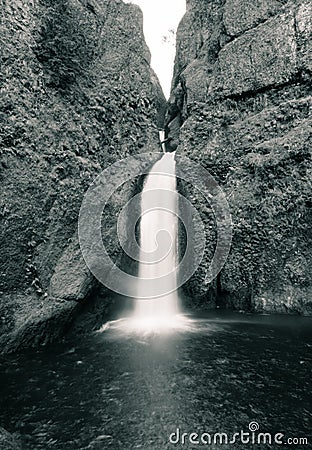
top-left (0, 0), bottom-right (166, 352)
top-left (168, 0), bottom-right (312, 314)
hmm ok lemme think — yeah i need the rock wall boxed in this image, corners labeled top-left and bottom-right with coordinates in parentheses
top-left (168, 0), bottom-right (312, 314)
top-left (0, 426), bottom-right (21, 449)
top-left (0, 0), bottom-right (165, 351)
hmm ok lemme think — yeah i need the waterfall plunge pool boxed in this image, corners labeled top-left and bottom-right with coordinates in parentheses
top-left (0, 311), bottom-right (311, 449)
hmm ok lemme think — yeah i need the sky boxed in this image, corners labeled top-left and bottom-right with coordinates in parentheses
top-left (124, 0), bottom-right (186, 98)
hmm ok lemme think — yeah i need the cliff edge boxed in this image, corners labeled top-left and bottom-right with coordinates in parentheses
top-left (0, 0), bottom-right (166, 352)
top-left (167, 0), bottom-right (312, 314)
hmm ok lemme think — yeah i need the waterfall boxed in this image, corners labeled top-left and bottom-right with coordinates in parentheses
top-left (98, 145), bottom-right (194, 334)
top-left (133, 151), bottom-right (180, 328)
top-left (159, 130), bottom-right (166, 153)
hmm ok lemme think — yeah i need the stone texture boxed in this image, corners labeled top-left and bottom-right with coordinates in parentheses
top-left (223, 0), bottom-right (285, 37)
top-left (49, 235), bottom-right (95, 301)
top-left (297, 1), bottom-right (312, 71)
top-left (167, 0), bottom-right (225, 109)
top-left (0, 0), bottom-right (165, 351)
top-left (0, 427), bottom-right (21, 450)
top-left (0, 294), bottom-right (79, 353)
top-left (167, 0), bottom-right (312, 313)
top-left (210, 11), bottom-right (297, 96)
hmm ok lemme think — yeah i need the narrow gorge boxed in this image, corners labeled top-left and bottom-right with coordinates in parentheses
top-left (1, 0), bottom-right (311, 355)
top-left (0, 1), bottom-right (311, 449)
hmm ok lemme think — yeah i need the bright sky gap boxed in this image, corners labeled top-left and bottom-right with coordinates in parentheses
top-left (124, 0), bottom-right (186, 99)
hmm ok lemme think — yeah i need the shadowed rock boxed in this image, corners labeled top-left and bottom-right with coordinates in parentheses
top-left (167, 0), bottom-right (312, 313)
top-left (0, 0), bottom-right (165, 352)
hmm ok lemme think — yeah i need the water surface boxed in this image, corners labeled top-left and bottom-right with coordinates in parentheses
top-left (0, 312), bottom-right (311, 449)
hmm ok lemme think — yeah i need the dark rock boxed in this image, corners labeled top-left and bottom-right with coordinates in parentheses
top-left (168, 0), bottom-right (312, 314)
top-left (0, 294), bottom-right (79, 353)
top-left (223, 0), bottom-right (284, 37)
top-left (166, 116), bottom-right (182, 151)
top-left (0, 0), bottom-right (165, 351)
top-left (49, 235), bottom-right (95, 301)
top-left (0, 427), bottom-right (21, 450)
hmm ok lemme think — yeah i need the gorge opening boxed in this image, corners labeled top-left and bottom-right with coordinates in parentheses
top-left (109, 0), bottom-right (188, 332)
top-left (124, 0), bottom-right (186, 98)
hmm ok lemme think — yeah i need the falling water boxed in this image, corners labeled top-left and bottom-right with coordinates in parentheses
top-left (159, 129), bottom-right (166, 153)
top-left (99, 142), bottom-right (193, 334)
top-left (133, 151), bottom-right (180, 329)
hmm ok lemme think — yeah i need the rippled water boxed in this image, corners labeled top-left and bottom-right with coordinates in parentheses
top-left (0, 312), bottom-right (311, 449)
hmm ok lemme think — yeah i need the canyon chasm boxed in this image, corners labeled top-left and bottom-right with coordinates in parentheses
top-left (0, 1), bottom-right (311, 448)
top-left (0, 0), bottom-right (311, 357)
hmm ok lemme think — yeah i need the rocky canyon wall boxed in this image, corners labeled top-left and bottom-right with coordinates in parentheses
top-left (0, 0), bottom-right (165, 351)
top-left (168, 0), bottom-right (312, 314)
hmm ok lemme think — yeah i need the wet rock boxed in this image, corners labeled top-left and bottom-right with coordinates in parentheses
top-left (0, 0), bottom-right (165, 351)
top-left (49, 235), bottom-right (95, 301)
top-left (166, 116), bottom-right (182, 151)
top-left (0, 427), bottom-right (21, 450)
top-left (0, 294), bottom-right (79, 353)
top-left (168, 0), bottom-right (312, 313)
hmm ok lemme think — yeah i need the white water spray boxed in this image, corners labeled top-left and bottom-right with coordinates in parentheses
top-left (159, 130), bottom-right (166, 153)
top-left (132, 151), bottom-right (180, 330)
top-left (96, 127), bottom-right (202, 335)
top-left (99, 148), bottom-right (193, 334)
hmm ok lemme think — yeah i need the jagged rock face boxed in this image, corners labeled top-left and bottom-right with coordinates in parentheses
top-left (0, 426), bottom-right (21, 449)
top-left (169, 0), bottom-right (312, 314)
top-left (0, 0), bottom-right (166, 351)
